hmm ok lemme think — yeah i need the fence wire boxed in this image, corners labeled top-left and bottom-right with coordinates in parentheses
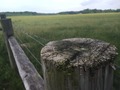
top-left (18, 30), bottom-right (49, 46)
top-left (115, 64), bottom-right (120, 70)
top-left (22, 32), bottom-right (45, 47)
top-left (15, 29), bottom-right (120, 71)
top-left (33, 35), bottom-right (50, 42)
top-left (15, 31), bottom-right (42, 66)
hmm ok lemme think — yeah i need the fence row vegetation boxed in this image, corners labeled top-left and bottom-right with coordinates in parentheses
top-left (0, 12), bottom-right (120, 90)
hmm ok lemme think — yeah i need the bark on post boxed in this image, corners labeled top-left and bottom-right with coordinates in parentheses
top-left (41, 38), bottom-right (117, 90)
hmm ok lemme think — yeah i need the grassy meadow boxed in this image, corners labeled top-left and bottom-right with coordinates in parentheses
top-left (0, 13), bottom-right (120, 89)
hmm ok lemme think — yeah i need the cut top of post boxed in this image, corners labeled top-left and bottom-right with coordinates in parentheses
top-left (0, 19), bottom-right (14, 37)
top-left (41, 38), bottom-right (117, 69)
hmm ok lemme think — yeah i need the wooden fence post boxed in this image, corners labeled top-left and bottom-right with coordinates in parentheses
top-left (0, 16), bottom-right (16, 70)
top-left (0, 15), bottom-right (45, 90)
top-left (0, 14), bottom-right (5, 31)
top-left (41, 38), bottom-right (117, 90)
top-left (0, 14), bottom-right (6, 19)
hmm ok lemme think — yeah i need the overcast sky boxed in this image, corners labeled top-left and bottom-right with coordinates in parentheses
top-left (0, 0), bottom-right (120, 13)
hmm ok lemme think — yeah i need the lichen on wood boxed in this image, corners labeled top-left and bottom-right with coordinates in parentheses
top-left (41, 38), bottom-right (117, 70)
top-left (41, 38), bottom-right (118, 90)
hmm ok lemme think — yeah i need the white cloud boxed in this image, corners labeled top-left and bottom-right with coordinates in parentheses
top-left (81, 0), bottom-right (99, 6)
top-left (81, 0), bottom-right (120, 10)
top-left (0, 0), bottom-right (120, 13)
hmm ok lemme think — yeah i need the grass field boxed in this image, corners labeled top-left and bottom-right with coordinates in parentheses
top-left (0, 13), bottom-right (120, 90)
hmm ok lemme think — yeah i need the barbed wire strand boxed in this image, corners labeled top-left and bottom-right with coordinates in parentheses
top-left (33, 35), bottom-right (50, 42)
top-left (14, 26), bottom-right (49, 42)
top-left (115, 64), bottom-right (120, 70)
top-left (15, 30), bottom-right (120, 70)
top-left (19, 30), bottom-right (45, 46)
top-left (15, 32), bottom-right (42, 66)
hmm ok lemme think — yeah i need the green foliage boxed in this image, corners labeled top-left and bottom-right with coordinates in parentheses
top-left (12, 13), bottom-right (120, 89)
top-left (0, 13), bottom-right (120, 89)
top-left (0, 33), bottom-right (25, 90)
top-left (59, 9), bottom-right (120, 14)
top-left (0, 9), bottom-right (120, 16)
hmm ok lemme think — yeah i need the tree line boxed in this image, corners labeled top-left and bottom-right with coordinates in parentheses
top-left (0, 9), bottom-right (120, 16)
top-left (58, 9), bottom-right (120, 14)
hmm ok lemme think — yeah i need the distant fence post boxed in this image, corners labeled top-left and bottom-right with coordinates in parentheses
top-left (0, 14), bottom-right (6, 19)
top-left (41, 38), bottom-right (117, 90)
top-left (0, 15), bottom-right (16, 70)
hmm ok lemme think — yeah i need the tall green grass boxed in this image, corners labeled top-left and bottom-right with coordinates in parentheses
top-left (0, 32), bottom-right (25, 90)
top-left (0, 13), bottom-right (120, 89)
top-left (11, 13), bottom-right (120, 62)
top-left (12, 13), bottom-right (120, 89)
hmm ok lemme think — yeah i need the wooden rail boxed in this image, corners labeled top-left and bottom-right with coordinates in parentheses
top-left (0, 14), bottom-right (45, 90)
top-left (9, 36), bottom-right (44, 90)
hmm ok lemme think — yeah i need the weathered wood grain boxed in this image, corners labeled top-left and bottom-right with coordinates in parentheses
top-left (41, 38), bottom-right (117, 90)
top-left (8, 36), bottom-right (45, 90)
top-left (104, 65), bottom-right (113, 90)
